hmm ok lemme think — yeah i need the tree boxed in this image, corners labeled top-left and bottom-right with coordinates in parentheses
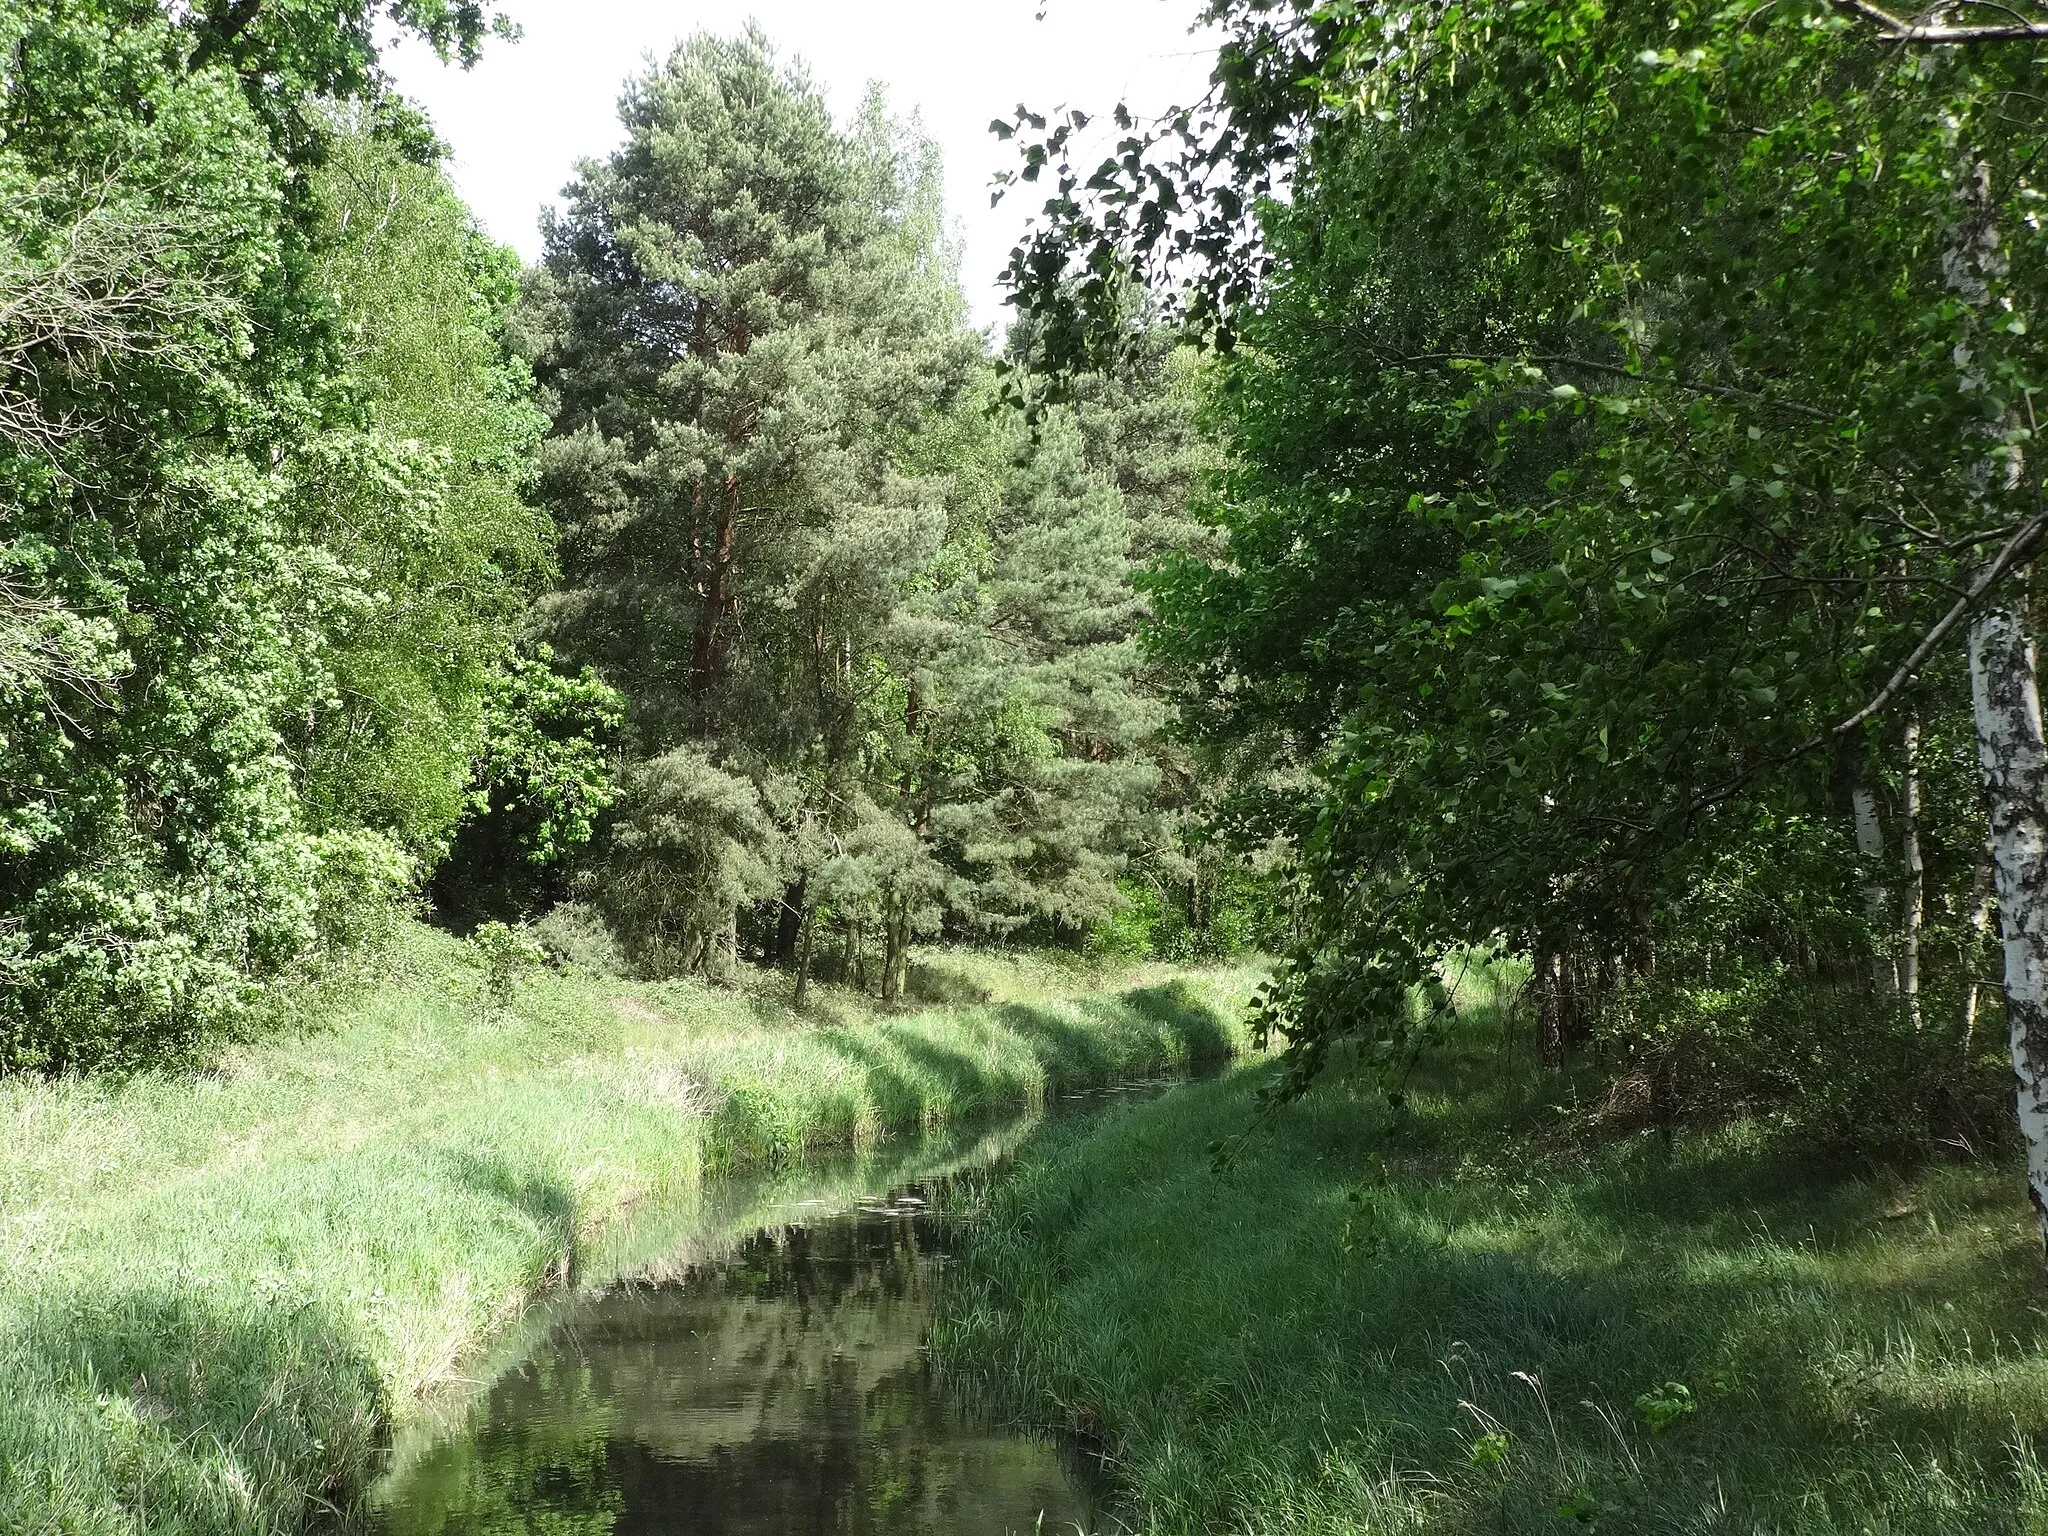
top-left (523, 30), bottom-right (980, 975)
top-left (522, 29), bottom-right (1209, 990)
top-left (0, 0), bottom-right (508, 1066)
top-left (296, 119), bottom-right (554, 865)
top-left (432, 645), bottom-right (624, 928)
top-left (527, 30), bottom-right (976, 750)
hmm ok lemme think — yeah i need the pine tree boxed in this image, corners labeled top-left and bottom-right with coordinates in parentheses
top-left (526, 30), bottom-right (973, 752)
top-left (873, 381), bottom-right (1178, 955)
top-left (524, 30), bottom-right (977, 972)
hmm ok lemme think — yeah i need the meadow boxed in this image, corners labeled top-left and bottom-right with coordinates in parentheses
top-left (0, 923), bottom-right (1257, 1536)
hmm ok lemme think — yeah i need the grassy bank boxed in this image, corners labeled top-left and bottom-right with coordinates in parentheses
top-left (936, 1011), bottom-right (2048, 1533)
top-left (0, 922), bottom-right (1257, 1536)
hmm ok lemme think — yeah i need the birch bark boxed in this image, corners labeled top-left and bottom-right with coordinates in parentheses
top-left (1902, 716), bottom-right (1925, 1028)
top-left (1852, 784), bottom-right (1897, 994)
top-left (1947, 153), bottom-right (2048, 1259)
top-left (1970, 605), bottom-right (2048, 1252)
top-left (1964, 843), bottom-right (1995, 1054)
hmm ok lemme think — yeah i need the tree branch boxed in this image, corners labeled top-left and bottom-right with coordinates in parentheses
top-left (186, 0), bottom-right (264, 73)
top-left (1677, 500), bottom-right (2048, 829)
top-left (1396, 349), bottom-right (1833, 421)
top-left (1830, 499), bottom-right (2048, 736)
top-left (1830, 0), bottom-right (2048, 42)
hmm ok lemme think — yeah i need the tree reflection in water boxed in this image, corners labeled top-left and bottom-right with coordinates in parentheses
top-left (376, 1194), bottom-right (1097, 1535)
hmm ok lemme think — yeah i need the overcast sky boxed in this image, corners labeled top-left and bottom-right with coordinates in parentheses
top-left (384, 1), bottom-right (1215, 335)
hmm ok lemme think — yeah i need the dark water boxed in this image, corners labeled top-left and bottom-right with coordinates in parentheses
top-left (370, 1137), bottom-right (1104, 1536)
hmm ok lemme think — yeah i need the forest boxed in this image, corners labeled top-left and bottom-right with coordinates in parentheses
top-left (0, 2), bottom-right (1256, 1061)
top-left (15, 0), bottom-right (2048, 1531)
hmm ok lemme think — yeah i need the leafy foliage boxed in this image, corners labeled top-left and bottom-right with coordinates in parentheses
top-left (1002, 0), bottom-right (2048, 1152)
top-left (296, 123), bottom-right (553, 863)
top-left (0, 1), bottom-right (536, 1066)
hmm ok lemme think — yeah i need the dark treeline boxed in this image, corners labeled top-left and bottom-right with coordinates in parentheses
top-left (0, 5), bottom-right (1276, 1072)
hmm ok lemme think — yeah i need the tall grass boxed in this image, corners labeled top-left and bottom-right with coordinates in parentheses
top-left (0, 922), bottom-right (1258, 1535)
top-left (936, 986), bottom-right (2048, 1533)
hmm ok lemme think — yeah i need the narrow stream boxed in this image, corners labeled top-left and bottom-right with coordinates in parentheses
top-left (368, 1097), bottom-right (1140, 1535)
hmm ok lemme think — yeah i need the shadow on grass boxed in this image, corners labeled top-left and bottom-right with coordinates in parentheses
top-left (779, 979), bottom-right (1244, 1153)
top-left (431, 1148), bottom-right (581, 1280)
top-left (953, 1066), bottom-right (2048, 1534)
top-left (0, 1283), bottom-right (386, 1532)
top-left (802, 1026), bottom-right (1019, 1131)
top-left (1110, 980), bottom-right (1238, 1063)
top-left (995, 980), bottom-right (1236, 1090)
top-left (904, 959), bottom-right (995, 1007)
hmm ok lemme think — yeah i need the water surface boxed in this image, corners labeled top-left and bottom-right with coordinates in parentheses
top-left (371, 1121), bottom-right (1105, 1535)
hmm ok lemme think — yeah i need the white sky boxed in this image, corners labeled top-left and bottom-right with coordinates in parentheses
top-left (384, 1), bottom-right (1217, 335)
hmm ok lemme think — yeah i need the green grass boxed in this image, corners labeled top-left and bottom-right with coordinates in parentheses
top-left (936, 996), bottom-right (2048, 1534)
top-left (0, 922), bottom-right (1258, 1535)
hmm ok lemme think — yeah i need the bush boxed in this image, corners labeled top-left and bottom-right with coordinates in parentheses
top-left (309, 829), bottom-right (417, 952)
top-left (1592, 962), bottom-right (2008, 1159)
top-left (465, 920), bottom-right (548, 1009)
top-left (1085, 883), bottom-right (1163, 961)
top-left (599, 747), bottom-right (779, 977)
top-left (528, 900), bottom-right (626, 976)
top-left (1086, 865), bottom-right (1292, 964)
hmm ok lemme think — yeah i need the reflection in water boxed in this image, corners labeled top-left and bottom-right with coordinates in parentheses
top-left (373, 1190), bottom-right (1097, 1536)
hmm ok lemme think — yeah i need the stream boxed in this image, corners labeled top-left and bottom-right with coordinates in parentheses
top-left (366, 1092), bottom-right (1147, 1536)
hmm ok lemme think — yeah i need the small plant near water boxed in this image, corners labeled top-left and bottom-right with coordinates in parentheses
top-left (1466, 1429), bottom-right (1511, 1469)
top-left (1553, 1491), bottom-right (1607, 1528)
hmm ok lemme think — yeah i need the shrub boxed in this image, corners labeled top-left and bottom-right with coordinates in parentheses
top-left (528, 900), bottom-right (626, 976)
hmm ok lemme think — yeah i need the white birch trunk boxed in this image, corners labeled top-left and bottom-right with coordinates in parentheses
top-left (1964, 843), bottom-right (1994, 1055)
top-left (1852, 784), bottom-right (1897, 994)
top-left (1970, 604), bottom-right (2048, 1257)
top-left (1902, 716), bottom-right (1925, 1029)
top-left (1946, 152), bottom-right (2048, 1260)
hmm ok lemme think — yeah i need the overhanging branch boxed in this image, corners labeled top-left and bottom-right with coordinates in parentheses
top-left (1830, 0), bottom-right (2048, 42)
top-left (1678, 501), bottom-right (2048, 828)
top-left (186, 0), bottom-right (264, 73)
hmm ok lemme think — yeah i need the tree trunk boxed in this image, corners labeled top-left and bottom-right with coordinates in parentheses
top-left (690, 475), bottom-right (738, 725)
top-left (1965, 840), bottom-right (1995, 1057)
top-left (880, 898), bottom-right (907, 1003)
top-left (1536, 947), bottom-right (1582, 1073)
top-left (1901, 716), bottom-right (1925, 1028)
top-left (775, 879), bottom-right (806, 964)
top-left (794, 905), bottom-right (815, 1007)
top-left (1947, 152), bottom-right (2048, 1260)
top-left (1970, 601), bottom-right (2048, 1260)
top-left (1852, 782), bottom-right (1898, 995)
